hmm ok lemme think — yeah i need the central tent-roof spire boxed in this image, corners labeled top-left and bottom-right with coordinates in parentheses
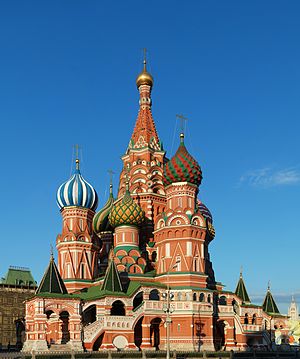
top-left (128, 50), bottom-right (161, 151)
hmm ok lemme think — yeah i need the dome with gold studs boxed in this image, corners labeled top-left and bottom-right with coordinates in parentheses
top-left (109, 187), bottom-right (144, 227)
top-left (136, 59), bottom-right (153, 88)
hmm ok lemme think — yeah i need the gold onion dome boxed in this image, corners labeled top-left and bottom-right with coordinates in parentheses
top-left (109, 186), bottom-right (144, 228)
top-left (136, 59), bottom-right (153, 88)
top-left (93, 184), bottom-right (114, 234)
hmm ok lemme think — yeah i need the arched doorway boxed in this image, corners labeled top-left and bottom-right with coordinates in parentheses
top-left (150, 317), bottom-right (162, 350)
top-left (60, 311), bottom-right (70, 344)
top-left (93, 332), bottom-right (104, 351)
top-left (110, 300), bottom-right (125, 316)
top-left (214, 320), bottom-right (225, 351)
top-left (82, 304), bottom-right (96, 326)
top-left (134, 317), bottom-right (143, 349)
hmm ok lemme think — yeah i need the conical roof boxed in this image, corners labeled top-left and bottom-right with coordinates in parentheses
top-left (101, 258), bottom-right (123, 293)
top-left (235, 272), bottom-right (250, 303)
top-left (36, 255), bottom-right (67, 295)
top-left (262, 285), bottom-right (280, 314)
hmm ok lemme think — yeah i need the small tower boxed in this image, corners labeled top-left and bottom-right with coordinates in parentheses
top-left (56, 156), bottom-right (99, 292)
top-left (109, 183), bottom-right (147, 274)
top-left (288, 296), bottom-right (299, 320)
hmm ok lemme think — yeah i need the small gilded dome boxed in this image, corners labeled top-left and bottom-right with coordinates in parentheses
top-left (93, 185), bottom-right (114, 234)
top-left (109, 187), bottom-right (144, 227)
top-left (56, 159), bottom-right (98, 211)
top-left (136, 60), bottom-right (153, 88)
top-left (164, 134), bottom-right (202, 187)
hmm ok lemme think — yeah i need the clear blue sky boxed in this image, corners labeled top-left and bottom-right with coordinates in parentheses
top-left (0, 1), bottom-right (299, 313)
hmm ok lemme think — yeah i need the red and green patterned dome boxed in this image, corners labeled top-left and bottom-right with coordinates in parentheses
top-left (164, 134), bottom-right (202, 186)
top-left (109, 188), bottom-right (144, 228)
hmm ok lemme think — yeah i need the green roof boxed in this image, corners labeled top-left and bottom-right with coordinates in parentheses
top-left (36, 256), bottom-right (67, 295)
top-left (235, 273), bottom-right (250, 303)
top-left (1, 266), bottom-right (36, 287)
top-left (262, 288), bottom-right (280, 314)
top-left (101, 259), bottom-right (123, 293)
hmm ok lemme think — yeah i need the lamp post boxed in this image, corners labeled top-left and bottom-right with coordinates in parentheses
top-left (163, 289), bottom-right (174, 359)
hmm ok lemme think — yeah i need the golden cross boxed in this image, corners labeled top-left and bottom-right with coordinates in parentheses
top-left (176, 114), bottom-right (188, 134)
top-left (143, 48), bottom-right (147, 70)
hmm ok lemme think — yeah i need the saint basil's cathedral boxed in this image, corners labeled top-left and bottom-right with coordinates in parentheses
top-left (23, 59), bottom-right (286, 353)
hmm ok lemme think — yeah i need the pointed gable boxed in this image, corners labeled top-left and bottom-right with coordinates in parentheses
top-left (235, 273), bottom-right (250, 303)
top-left (101, 259), bottom-right (123, 293)
top-left (36, 256), bottom-right (67, 295)
top-left (262, 287), bottom-right (280, 314)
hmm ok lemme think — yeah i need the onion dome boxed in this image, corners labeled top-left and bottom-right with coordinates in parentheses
top-left (136, 58), bottom-right (153, 88)
top-left (109, 185), bottom-right (144, 227)
top-left (197, 200), bottom-right (213, 223)
top-left (164, 134), bottom-right (202, 186)
top-left (93, 184), bottom-right (114, 234)
top-left (56, 159), bottom-right (98, 211)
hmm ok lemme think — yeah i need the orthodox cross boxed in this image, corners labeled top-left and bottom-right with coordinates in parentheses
top-left (143, 48), bottom-right (147, 67)
top-left (74, 144), bottom-right (80, 160)
top-left (108, 169), bottom-right (115, 185)
top-left (176, 114), bottom-right (188, 135)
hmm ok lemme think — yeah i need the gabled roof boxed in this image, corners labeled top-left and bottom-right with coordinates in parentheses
top-left (36, 255), bottom-right (67, 295)
top-left (262, 287), bottom-right (280, 314)
top-left (235, 272), bottom-right (251, 303)
top-left (101, 259), bottom-right (123, 293)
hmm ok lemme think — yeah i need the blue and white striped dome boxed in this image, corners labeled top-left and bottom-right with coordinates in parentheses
top-left (56, 160), bottom-right (98, 211)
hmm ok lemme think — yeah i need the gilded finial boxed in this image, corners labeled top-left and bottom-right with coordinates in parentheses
top-left (50, 244), bottom-right (54, 261)
top-left (267, 280), bottom-right (271, 291)
top-left (136, 48), bottom-right (153, 88)
top-left (143, 48), bottom-right (147, 71)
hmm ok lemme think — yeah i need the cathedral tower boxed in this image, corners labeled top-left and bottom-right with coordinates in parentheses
top-left (154, 133), bottom-right (217, 288)
top-left (56, 157), bottom-right (99, 292)
top-left (117, 56), bottom-right (166, 261)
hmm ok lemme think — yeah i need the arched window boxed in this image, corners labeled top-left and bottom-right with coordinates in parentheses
top-left (199, 293), bottom-right (204, 302)
top-left (81, 263), bottom-right (85, 278)
top-left (177, 292), bottom-right (182, 301)
top-left (193, 293), bottom-right (197, 301)
top-left (252, 314), bottom-right (256, 324)
top-left (133, 292), bottom-right (143, 310)
top-left (110, 301), bottom-right (125, 316)
top-left (149, 289), bottom-right (160, 301)
top-left (207, 294), bottom-right (211, 303)
top-left (219, 296), bottom-right (227, 305)
top-left (175, 256), bottom-right (181, 271)
top-left (244, 313), bottom-right (249, 324)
